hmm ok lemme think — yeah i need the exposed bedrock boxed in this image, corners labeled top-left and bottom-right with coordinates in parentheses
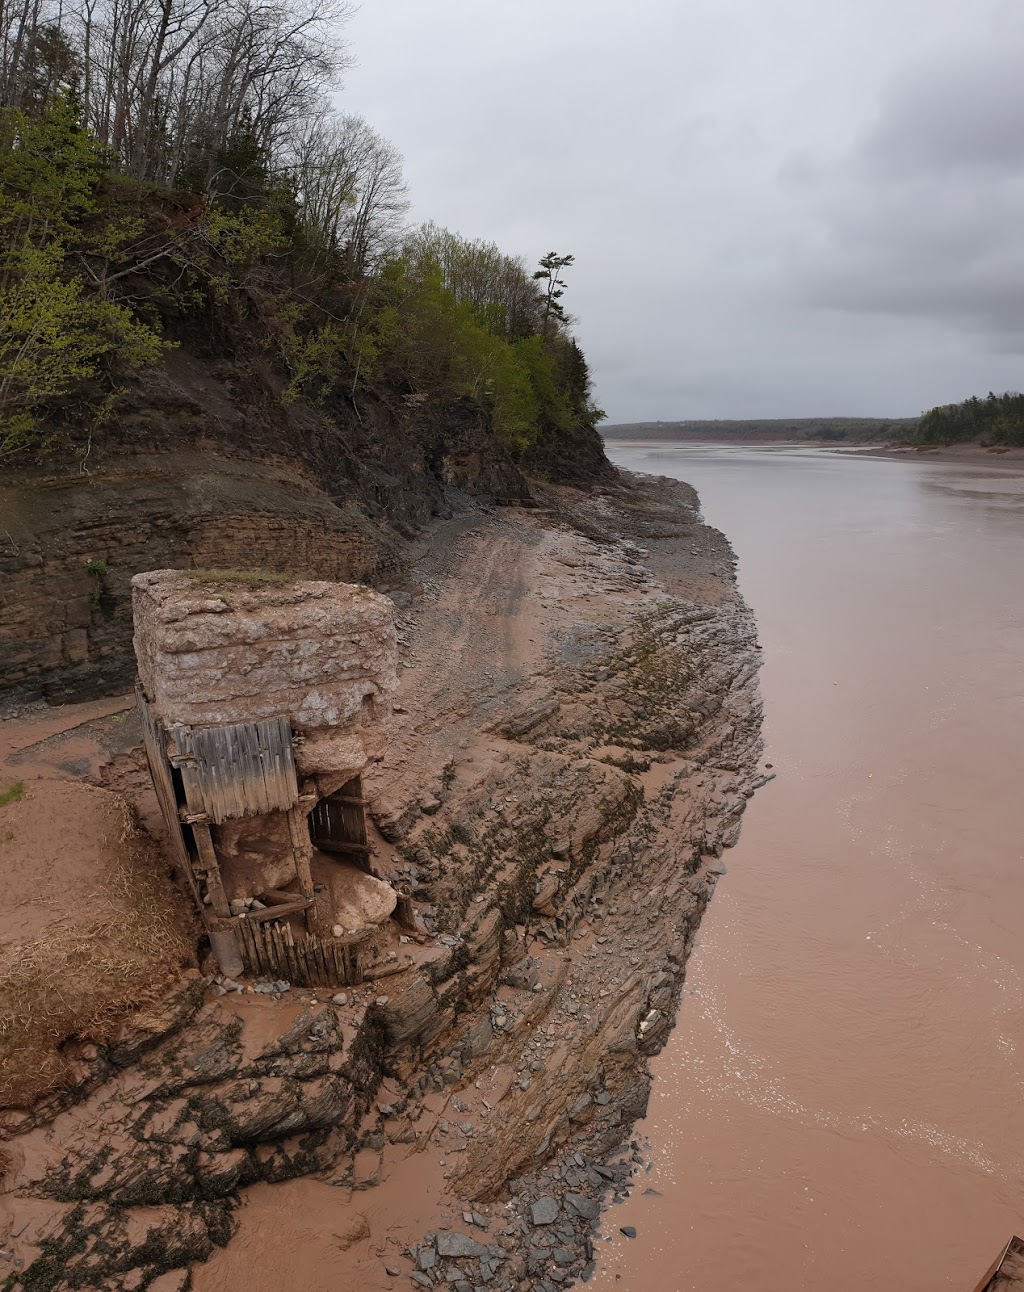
top-left (0, 472), bottom-right (766, 1291)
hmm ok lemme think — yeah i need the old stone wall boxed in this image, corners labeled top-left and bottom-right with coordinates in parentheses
top-left (0, 452), bottom-right (399, 703)
top-left (133, 570), bottom-right (398, 737)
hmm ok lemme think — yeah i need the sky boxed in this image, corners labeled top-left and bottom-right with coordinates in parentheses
top-left (338, 0), bottom-right (1024, 423)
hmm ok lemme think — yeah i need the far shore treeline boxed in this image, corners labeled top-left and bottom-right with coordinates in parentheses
top-left (0, 0), bottom-right (602, 464)
top-left (605, 392), bottom-right (1024, 448)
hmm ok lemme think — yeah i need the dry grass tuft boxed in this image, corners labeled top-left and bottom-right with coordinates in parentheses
top-left (0, 796), bottom-right (193, 1109)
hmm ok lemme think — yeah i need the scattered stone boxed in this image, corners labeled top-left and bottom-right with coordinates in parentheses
top-left (619, 1226), bottom-right (637, 1239)
top-left (564, 1194), bottom-right (600, 1222)
top-left (436, 1231), bottom-right (490, 1260)
top-left (332, 992), bottom-right (349, 1006)
top-left (416, 1246), bottom-right (437, 1271)
top-left (531, 1196), bottom-right (559, 1226)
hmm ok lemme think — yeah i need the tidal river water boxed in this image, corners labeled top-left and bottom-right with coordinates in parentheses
top-left (595, 444), bottom-right (1024, 1291)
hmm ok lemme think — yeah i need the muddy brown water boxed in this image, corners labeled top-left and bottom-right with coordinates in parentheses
top-left (597, 444), bottom-right (1024, 1291)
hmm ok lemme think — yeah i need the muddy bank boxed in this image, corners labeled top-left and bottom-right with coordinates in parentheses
top-left (845, 441), bottom-right (1024, 467)
top-left (0, 470), bottom-right (765, 1291)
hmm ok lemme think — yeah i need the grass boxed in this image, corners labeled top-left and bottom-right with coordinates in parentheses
top-left (0, 782), bottom-right (25, 807)
top-left (0, 797), bottom-right (193, 1109)
top-left (185, 568), bottom-right (288, 587)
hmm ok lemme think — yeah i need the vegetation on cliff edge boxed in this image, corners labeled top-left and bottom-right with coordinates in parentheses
top-left (0, 1), bottom-right (604, 471)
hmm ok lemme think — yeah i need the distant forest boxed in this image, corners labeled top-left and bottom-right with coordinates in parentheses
top-left (602, 417), bottom-right (917, 443)
top-left (916, 392), bottom-right (1024, 447)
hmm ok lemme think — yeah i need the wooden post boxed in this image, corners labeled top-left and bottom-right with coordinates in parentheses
top-left (192, 822), bottom-right (231, 919)
top-left (394, 885), bottom-right (417, 930)
top-left (287, 805), bottom-right (319, 932)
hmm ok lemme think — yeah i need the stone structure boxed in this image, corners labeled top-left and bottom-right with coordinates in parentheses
top-left (132, 569), bottom-right (402, 980)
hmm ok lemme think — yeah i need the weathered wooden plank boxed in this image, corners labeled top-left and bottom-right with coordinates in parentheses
top-left (192, 823), bottom-right (230, 918)
top-left (285, 928), bottom-right (301, 986)
top-left (314, 840), bottom-right (373, 857)
top-left (136, 690), bottom-right (200, 908)
top-left (237, 897), bottom-right (312, 924)
top-left (175, 719), bottom-right (299, 823)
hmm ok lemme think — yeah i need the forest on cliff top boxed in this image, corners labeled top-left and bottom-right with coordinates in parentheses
top-left (0, 0), bottom-right (605, 476)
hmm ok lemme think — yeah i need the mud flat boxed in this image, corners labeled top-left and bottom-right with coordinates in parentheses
top-left (0, 471), bottom-right (765, 1292)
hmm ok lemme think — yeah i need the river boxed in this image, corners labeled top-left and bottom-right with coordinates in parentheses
top-left (595, 444), bottom-right (1024, 1291)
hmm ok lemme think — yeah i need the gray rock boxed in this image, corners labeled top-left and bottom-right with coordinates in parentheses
top-left (410, 1274), bottom-right (433, 1288)
top-left (384, 1265), bottom-right (401, 1277)
top-left (436, 1231), bottom-right (489, 1260)
top-left (564, 1193), bottom-right (600, 1222)
top-left (619, 1225), bottom-right (637, 1239)
top-left (531, 1195), bottom-right (560, 1225)
top-left (552, 1247), bottom-right (576, 1266)
top-left (417, 1246), bottom-right (437, 1271)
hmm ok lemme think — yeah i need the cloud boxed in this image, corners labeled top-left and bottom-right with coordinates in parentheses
top-left (792, 41), bottom-right (1024, 342)
top-left (341, 0), bottom-right (1024, 420)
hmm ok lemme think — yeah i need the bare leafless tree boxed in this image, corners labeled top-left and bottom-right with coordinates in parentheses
top-left (292, 110), bottom-right (407, 277)
top-left (3, 0), bottom-right (353, 190)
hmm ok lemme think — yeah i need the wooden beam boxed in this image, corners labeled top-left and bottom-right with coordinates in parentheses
top-left (286, 804), bottom-right (319, 932)
top-left (237, 897), bottom-right (313, 924)
top-left (263, 887), bottom-right (303, 906)
top-left (192, 822), bottom-right (231, 919)
top-left (313, 839), bottom-right (373, 857)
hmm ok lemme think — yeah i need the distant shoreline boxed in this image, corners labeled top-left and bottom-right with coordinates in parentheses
top-left (602, 434), bottom-right (1024, 467)
top-left (601, 418), bottom-right (915, 445)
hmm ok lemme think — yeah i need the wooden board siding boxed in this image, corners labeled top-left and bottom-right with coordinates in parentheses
top-left (309, 776), bottom-right (370, 869)
top-left (236, 919), bottom-right (369, 986)
top-left (137, 688), bottom-right (199, 905)
top-left (170, 716), bottom-right (299, 823)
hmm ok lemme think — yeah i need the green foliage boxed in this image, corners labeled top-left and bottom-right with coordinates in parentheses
top-left (0, 95), bottom-right (603, 476)
top-left (916, 392), bottom-right (1024, 447)
top-left (332, 242), bottom-right (599, 455)
top-left (0, 99), bottom-right (166, 457)
top-left (0, 782), bottom-right (25, 807)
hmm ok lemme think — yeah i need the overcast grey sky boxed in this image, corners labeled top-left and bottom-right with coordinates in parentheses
top-left (340, 0), bottom-right (1024, 422)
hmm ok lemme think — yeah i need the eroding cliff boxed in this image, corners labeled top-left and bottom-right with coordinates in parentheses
top-left (0, 472), bottom-right (765, 1292)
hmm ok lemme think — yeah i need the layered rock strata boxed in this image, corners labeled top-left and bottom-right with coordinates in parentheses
top-left (0, 471), bottom-right (765, 1292)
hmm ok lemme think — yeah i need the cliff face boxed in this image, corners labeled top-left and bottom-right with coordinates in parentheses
top-left (0, 334), bottom-right (603, 704)
top-left (0, 472), bottom-right (766, 1292)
